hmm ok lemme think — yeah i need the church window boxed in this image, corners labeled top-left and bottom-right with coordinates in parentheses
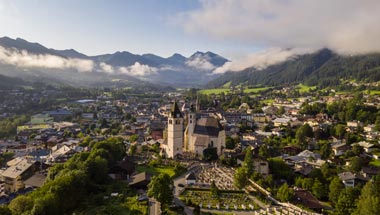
top-left (190, 120), bottom-right (192, 123)
top-left (169, 119), bottom-right (172, 124)
top-left (190, 115), bottom-right (193, 119)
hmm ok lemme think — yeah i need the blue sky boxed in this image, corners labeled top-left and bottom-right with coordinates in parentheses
top-left (1, 0), bottom-right (379, 71)
top-left (0, 0), bottom-right (254, 58)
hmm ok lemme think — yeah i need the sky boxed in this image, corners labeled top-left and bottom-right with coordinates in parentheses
top-left (1, 0), bottom-right (380, 72)
top-left (0, 0), bottom-right (254, 58)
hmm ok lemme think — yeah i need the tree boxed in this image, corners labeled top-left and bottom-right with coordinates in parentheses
top-left (335, 124), bottom-right (346, 139)
top-left (354, 175), bottom-right (380, 215)
top-left (193, 205), bottom-right (201, 215)
top-left (0, 206), bottom-right (11, 215)
top-left (349, 157), bottom-right (364, 173)
top-left (225, 136), bottom-right (236, 149)
top-left (147, 173), bottom-right (173, 209)
top-left (295, 124), bottom-right (313, 149)
top-left (312, 179), bottom-right (326, 199)
top-left (203, 147), bottom-right (218, 161)
top-left (234, 167), bottom-right (248, 189)
top-left (210, 181), bottom-right (220, 197)
top-left (335, 187), bottom-right (359, 215)
top-left (276, 183), bottom-right (294, 202)
top-left (319, 142), bottom-right (332, 159)
top-left (8, 196), bottom-right (33, 215)
top-left (243, 148), bottom-right (254, 175)
top-left (129, 134), bottom-right (139, 143)
top-left (329, 177), bottom-right (344, 205)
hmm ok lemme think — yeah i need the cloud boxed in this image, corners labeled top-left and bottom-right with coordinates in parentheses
top-left (178, 0), bottom-right (380, 54)
top-left (99, 62), bottom-right (114, 73)
top-left (119, 62), bottom-right (158, 76)
top-left (213, 48), bottom-right (311, 74)
top-left (185, 55), bottom-right (215, 70)
top-left (0, 45), bottom-right (94, 72)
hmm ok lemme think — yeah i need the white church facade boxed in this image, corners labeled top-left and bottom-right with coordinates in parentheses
top-left (162, 101), bottom-right (225, 158)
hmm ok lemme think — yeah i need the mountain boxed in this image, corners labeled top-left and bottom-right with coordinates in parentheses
top-left (0, 74), bottom-right (26, 90)
top-left (207, 49), bottom-right (380, 88)
top-left (0, 36), bottom-right (229, 87)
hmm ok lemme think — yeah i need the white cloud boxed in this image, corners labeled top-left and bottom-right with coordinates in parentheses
top-left (178, 0), bottom-right (380, 54)
top-left (99, 62), bottom-right (114, 73)
top-left (118, 62), bottom-right (158, 76)
top-left (0, 45), bottom-right (94, 72)
top-left (213, 48), bottom-right (311, 74)
top-left (185, 55), bottom-right (215, 70)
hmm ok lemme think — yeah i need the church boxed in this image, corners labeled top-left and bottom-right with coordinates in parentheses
top-left (162, 101), bottom-right (225, 159)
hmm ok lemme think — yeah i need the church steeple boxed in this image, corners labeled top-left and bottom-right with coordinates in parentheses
top-left (170, 100), bottom-right (183, 118)
top-left (166, 100), bottom-right (184, 158)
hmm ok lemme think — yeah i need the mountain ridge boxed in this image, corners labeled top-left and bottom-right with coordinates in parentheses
top-left (0, 36), bottom-right (228, 87)
top-left (207, 48), bottom-right (380, 88)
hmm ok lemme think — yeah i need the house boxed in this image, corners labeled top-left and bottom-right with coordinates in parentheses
top-left (253, 158), bottom-right (269, 177)
top-left (332, 143), bottom-right (351, 156)
top-left (361, 166), bottom-right (380, 179)
top-left (272, 117), bottom-right (290, 127)
top-left (1, 159), bottom-right (35, 193)
top-left (47, 145), bottom-right (76, 163)
top-left (185, 172), bottom-right (196, 185)
top-left (353, 141), bottom-right (375, 153)
top-left (293, 188), bottom-right (323, 213)
top-left (338, 171), bottom-right (368, 187)
top-left (347, 121), bottom-right (363, 128)
top-left (364, 124), bottom-right (376, 133)
top-left (129, 172), bottom-right (152, 189)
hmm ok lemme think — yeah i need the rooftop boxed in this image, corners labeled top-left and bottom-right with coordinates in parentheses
top-left (1, 159), bottom-right (34, 179)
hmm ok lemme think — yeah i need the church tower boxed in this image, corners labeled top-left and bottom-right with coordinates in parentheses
top-left (186, 103), bottom-right (196, 152)
top-left (167, 101), bottom-right (184, 158)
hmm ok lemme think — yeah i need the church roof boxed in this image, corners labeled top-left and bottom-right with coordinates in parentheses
top-left (193, 118), bottom-right (224, 137)
top-left (170, 101), bottom-right (183, 118)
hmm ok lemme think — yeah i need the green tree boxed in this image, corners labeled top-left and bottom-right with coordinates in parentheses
top-left (320, 142), bottom-right (332, 159)
top-left (312, 179), bottom-right (326, 199)
top-left (233, 167), bottom-right (248, 189)
top-left (329, 177), bottom-right (344, 205)
top-left (225, 136), bottom-right (236, 149)
top-left (0, 206), bottom-right (11, 215)
top-left (203, 147), bottom-right (218, 161)
top-left (354, 181), bottom-right (380, 215)
top-left (335, 124), bottom-right (346, 139)
top-left (8, 195), bottom-right (33, 215)
top-left (276, 183), bottom-right (294, 202)
top-left (349, 157), bottom-right (364, 173)
top-left (210, 181), bottom-right (220, 197)
top-left (295, 124), bottom-right (313, 149)
top-left (335, 187), bottom-right (358, 215)
top-left (301, 178), bottom-right (314, 191)
top-left (193, 205), bottom-right (201, 215)
top-left (129, 134), bottom-right (139, 143)
top-left (147, 173), bottom-right (173, 209)
top-left (243, 148), bottom-right (254, 175)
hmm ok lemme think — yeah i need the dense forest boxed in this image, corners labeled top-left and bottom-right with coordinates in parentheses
top-left (208, 49), bottom-right (380, 88)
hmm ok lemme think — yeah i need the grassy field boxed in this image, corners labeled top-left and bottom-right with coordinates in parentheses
top-left (199, 86), bottom-right (271, 95)
top-left (136, 165), bottom-right (176, 177)
top-left (368, 90), bottom-right (380, 95)
top-left (297, 84), bottom-right (317, 93)
top-left (199, 88), bottom-right (231, 95)
top-left (370, 159), bottom-right (380, 167)
top-left (244, 87), bottom-right (271, 93)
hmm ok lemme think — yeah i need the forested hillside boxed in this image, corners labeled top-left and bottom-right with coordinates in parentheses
top-left (208, 49), bottom-right (380, 88)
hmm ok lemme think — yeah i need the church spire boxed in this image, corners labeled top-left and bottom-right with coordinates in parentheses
top-left (170, 100), bottom-right (183, 118)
